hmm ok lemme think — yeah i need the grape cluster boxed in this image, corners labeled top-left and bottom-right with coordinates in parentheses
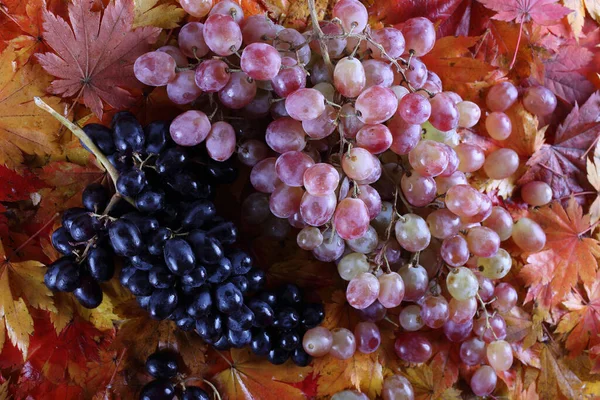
top-left (140, 349), bottom-right (210, 400)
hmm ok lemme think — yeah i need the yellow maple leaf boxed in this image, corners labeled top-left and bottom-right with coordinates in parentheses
top-left (503, 103), bottom-right (546, 158)
top-left (133, 0), bottom-right (186, 29)
top-left (585, 0), bottom-right (600, 22)
top-left (564, 0), bottom-right (586, 37)
top-left (0, 239), bottom-right (55, 358)
top-left (0, 47), bottom-right (63, 168)
top-left (402, 351), bottom-right (461, 400)
top-left (538, 343), bottom-right (583, 399)
top-left (586, 141), bottom-right (600, 224)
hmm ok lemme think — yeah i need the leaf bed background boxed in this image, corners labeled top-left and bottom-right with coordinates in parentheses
top-left (0, 0), bottom-right (599, 398)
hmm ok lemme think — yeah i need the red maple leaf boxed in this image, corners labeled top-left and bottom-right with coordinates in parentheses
top-left (519, 91), bottom-right (600, 198)
top-left (477, 0), bottom-right (571, 25)
top-left (543, 44), bottom-right (596, 104)
top-left (36, 0), bottom-right (160, 118)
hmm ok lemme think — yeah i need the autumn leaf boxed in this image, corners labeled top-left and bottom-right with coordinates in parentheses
top-left (0, 166), bottom-right (44, 202)
top-left (0, 47), bottom-right (63, 169)
top-left (502, 103), bottom-right (546, 157)
top-left (520, 91), bottom-right (600, 198)
top-left (538, 343), bottom-right (583, 399)
top-left (367, 0), bottom-right (468, 26)
top-left (543, 44), bottom-right (596, 104)
top-left (212, 348), bottom-right (311, 400)
top-left (133, 0), bottom-right (186, 29)
top-left (564, 0), bottom-right (586, 37)
top-left (0, 379), bottom-right (8, 400)
top-left (51, 291), bottom-right (120, 335)
top-left (37, 0), bottom-right (161, 118)
top-left (402, 351), bottom-right (461, 400)
top-left (478, 0), bottom-right (572, 25)
top-left (586, 141), bottom-right (600, 224)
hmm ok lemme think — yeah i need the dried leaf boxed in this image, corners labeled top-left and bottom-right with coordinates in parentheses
top-left (403, 351), bottom-right (461, 400)
top-left (538, 343), bottom-right (583, 399)
top-left (133, 0), bottom-right (185, 29)
top-left (563, 0), bottom-right (585, 37)
top-left (543, 44), bottom-right (596, 104)
top-left (37, 0), bottom-right (160, 118)
top-left (586, 141), bottom-right (600, 224)
top-left (0, 166), bottom-right (44, 202)
top-left (503, 103), bottom-right (546, 157)
top-left (478, 0), bottom-right (572, 25)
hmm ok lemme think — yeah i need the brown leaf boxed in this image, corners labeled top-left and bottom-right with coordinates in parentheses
top-left (538, 343), bottom-right (583, 399)
top-left (403, 351), bottom-right (461, 400)
top-left (133, 0), bottom-right (186, 29)
top-left (37, 0), bottom-right (160, 118)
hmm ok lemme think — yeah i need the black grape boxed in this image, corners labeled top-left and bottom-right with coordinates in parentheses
top-left (187, 231), bottom-right (223, 265)
top-left (69, 213), bottom-right (98, 242)
top-left (227, 329), bottom-right (252, 349)
top-left (155, 147), bottom-right (187, 175)
top-left (229, 250), bottom-right (252, 275)
top-left (291, 348), bottom-right (312, 367)
top-left (195, 314), bottom-right (224, 342)
top-left (148, 288), bottom-right (178, 320)
top-left (227, 305), bottom-right (255, 332)
top-left (205, 257), bottom-right (232, 284)
top-left (82, 183), bottom-right (109, 212)
top-left (208, 221), bottom-right (237, 245)
top-left (245, 268), bottom-right (266, 292)
top-left (267, 348), bottom-right (289, 365)
top-left (147, 228), bottom-right (171, 256)
top-left (112, 113), bottom-right (144, 153)
top-left (86, 246), bottom-right (115, 282)
top-left (247, 299), bottom-right (274, 327)
top-left (274, 308), bottom-right (300, 330)
top-left (55, 261), bottom-right (81, 292)
top-left (51, 227), bottom-right (75, 255)
top-left (180, 200), bottom-right (216, 230)
top-left (74, 276), bottom-right (103, 308)
top-left (139, 379), bottom-right (175, 400)
top-left (278, 330), bottom-right (301, 351)
top-left (250, 330), bottom-right (272, 356)
top-left (163, 239), bottom-right (196, 276)
top-left (116, 168), bottom-right (147, 197)
top-left (186, 288), bottom-right (212, 318)
top-left (228, 275), bottom-right (249, 294)
top-left (215, 282), bottom-right (243, 314)
top-left (108, 219), bottom-right (143, 256)
top-left (61, 207), bottom-right (87, 231)
top-left (180, 267), bottom-right (207, 288)
top-left (82, 123), bottom-right (115, 155)
top-left (126, 270), bottom-right (153, 296)
top-left (148, 266), bottom-right (176, 289)
top-left (144, 121), bottom-right (169, 154)
top-left (301, 303), bottom-right (325, 329)
top-left (181, 386), bottom-right (210, 400)
top-left (146, 349), bottom-right (179, 379)
top-left (136, 190), bottom-right (165, 213)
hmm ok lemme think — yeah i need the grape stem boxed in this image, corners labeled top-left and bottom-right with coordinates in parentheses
top-left (307, 0), bottom-right (334, 72)
top-left (384, 315), bottom-right (399, 328)
top-left (476, 292), bottom-right (499, 341)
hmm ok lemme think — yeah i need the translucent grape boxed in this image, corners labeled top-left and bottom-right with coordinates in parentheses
top-left (446, 267), bottom-right (479, 300)
top-left (311, 59), bottom-right (333, 85)
top-left (443, 319), bottom-right (473, 342)
top-left (372, 201), bottom-right (394, 236)
top-left (487, 340), bottom-right (513, 371)
top-left (440, 235), bottom-right (470, 267)
top-left (486, 82), bottom-right (518, 112)
top-left (178, 22), bottom-right (210, 58)
top-left (466, 226), bottom-right (500, 257)
top-left (460, 337), bottom-right (486, 366)
top-left (341, 148), bottom-right (379, 181)
top-left (331, 391), bottom-right (368, 400)
top-left (346, 272), bottom-right (380, 309)
top-left (203, 14), bottom-right (242, 56)
top-left (302, 163), bottom-right (339, 196)
top-left (274, 28), bottom-right (311, 65)
top-left (285, 88), bottom-right (326, 121)
top-left (354, 322), bottom-right (381, 354)
top-left (209, 0), bottom-right (244, 23)
top-left (288, 212), bottom-right (307, 229)
top-left (429, 93), bottom-right (460, 131)
top-left (512, 217), bottom-right (546, 252)
top-left (334, 198), bottom-right (370, 240)
top-left (265, 117), bottom-right (306, 153)
top-left (241, 14), bottom-right (278, 45)
top-left (436, 171), bottom-right (467, 195)
top-left (357, 300), bottom-right (387, 322)
top-left (482, 206), bottom-right (514, 241)
top-left (240, 43), bottom-right (282, 81)
top-left (391, 85), bottom-right (410, 100)
top-left (134, 52), bottom-right (176, 86)
top-left (455, 143), bottom-right (485, 173)
top-left (397, 93), bottom-right (432, 124)
top-left (401, 172), bottom-right (437, 207)
top-left (395, 214), bottom-right (431, 252)
top-left (394, 333), bottom-right (432, 363)
top-left (478, 248), bottom-right (512, 279)
top-left (312, 21), bottom-right (347, 59)
top-left (275, 151), bottom-right (315, 187)
top-left (334, 57), bottom-right (366, 98)
top-left (180, 0), bottom-right (212, 18)
top-left (403, 58), bottom-right (427, 87)
top-left (297, 226), bottom-right (324, 250)
top-left (271, 57), bottom-right (307, 98)
top-left (477, 274), bottom-right (495, 302)
top-left (303, 326), bottom-right (333, 357)
top-left (470, 365), bottom-right (497, 397)
top-left (355, 86), bottom-right (398, 124)
top-left (427, 209), bottom-right (461, 239)
top-left (363, 59), bottom-right (394, 88)
top-left (243, 89), bottom-right (272, 117)
top-left (356, 124), bottom-right (393, 154)
top-left (399, 304), bottom-right (425, 331)
top-left (338, 252), bottom-right (370, 281)
top-left (492, 283), bottom-right (518, 312)
top-left (457, 101), bottom-right (481, 128)
top-left (218, 71), bottom-right (257, 109)
top-left (474, 314), bottom-right (507, 343)
top-left (354, 185), bottom-right (382, 220)
top-left (300, 192), bottom-right (337, 226)
top-left (521, 180), bottom-right (553, 206)
top-left (157, 45), bottom-right (187, 67)
top-left (449, 297), bottom-right (477, 323)
top-left (206, 121), bottom-right (236, 161)
top-left (440, 144), bottom-right (459, 177)
top-left (398, 17), bottom-right (436, 56)
top-left (523, 85), bottom-right (557, 116)
top-left (368, 27), bottom-right (405, 59)
top-left (408, 140), bottom-right (449, 177)
top-left (445, 184), bottom-right (483, 217)
top-left (330, 328), bottom-right (357, 360)
top-left (485, 112), bottom-right (512, 140)
top-left (420, 295), bottom-right (449, 328)
top-left (251, 158), bottom-right (281, 193)
top-left (195, 59), bottom-right (230, 92)
top-left (167, 71), bottom-right (202, 105)
top-left (399, 265), bottom-right (429, 301)
top-left (302, 106), bottom-right (337, 139)
top-left (340, 103), bottom-right (364, 139)
top-left (332, 0), bottom-right (369, 33)
top-left (313, 230), bottom-right (345, 262)
top-left (382, 374), bottom-right (414, 400)
top-left (269, 184), bottom-right (304, 218)
top-left (378, 272), bottom-right (405, 308)
top-left (170, 110), bottom-right (210, 146)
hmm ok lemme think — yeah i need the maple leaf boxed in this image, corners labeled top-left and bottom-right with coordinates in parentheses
top-left (0, 166), bottom-right (44, 202)
top-left (37, 0), bottom-right (160, 118)
top-left (555, 271), bottom-right (600, 357)
top-left (0, 47), bottom-right (63, 169)
top-left (0, 239), bottom-right (54, 358)
top-left (133, 0), bottom-right (186, 29)
top-left (520, 199), bottom-right (600, 310)
top-left (537, 343), bottom-right (583, 399)
top-left (212, 348), bottom-right (311, 400)
top-left (503, 103), bottom-right (546, 157)
top-left (586, 141), bottom-right (600, 224)
top-left (477, 0), bottom-right (572, 25)
top-left (0, 379), bottom-right (8, 400)
top-left (402, 351), bottom-right (461, 400)
top-left (520, 91), bottom-right (600, 198)
top-left (563, 0), bottom-right (585, 37)
top-left (50, 290), bottom-right (120, 335)
top-left (543, 44), bottom-right (596, 104)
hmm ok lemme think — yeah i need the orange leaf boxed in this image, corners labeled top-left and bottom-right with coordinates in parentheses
top-left (403, 350), bottom-right (461, 400)
top-left (538, 343), bottom-right (583, 399)
top-left (502, 103), bottom-right (546, 158)
top-left (212, 348), bottom-right (311, 400)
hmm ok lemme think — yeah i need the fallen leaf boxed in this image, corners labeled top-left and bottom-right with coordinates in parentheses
top-left (507, 364), bottom-right (540, 400)
top-left (538, 343), bottom-right (583, 399)
top-left (478, 0), bottom-right (572, 25)
top-left (37, 0), bottom-right (160, 118)
top-left (0, 166), bottom-right (44, 202)
top-left (520, 91), bottom-right (600, 198)
top-left (133, 0), bottom-right (185, 29)
top-left (543, 44), bottom-right (596, 104)
top-left (0, 379), bottom-right (8, 400)
top-left (212, 348), bottom-right (311, 400)
top-left (367, 0), bottom-right (468, 27)
top-left (502, 103), bottom-right (546, 157)
top-left (403, 351), bottom-right (461, 400)
top-left (0, 47), bottom-right (63, 169)
top-left (563, 0), bottom-right (585, 37)
top-left (586, 141), bottom-right (600, 224)
top-left (584, 0), bottom-right (600, 22)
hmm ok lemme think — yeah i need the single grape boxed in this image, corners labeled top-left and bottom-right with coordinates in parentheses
top-left (511, 217), bottom-right (546, 252)
top-left (180, 0), bottom-right (212, 17)
top-left (446, 267), bottom-right (478, 300)
top-left (209, 0), bottom-right (244, 23)
top-left (203, 14), bottom-right (242, 56)
top-left (334, 57), bottom-right (366, 98)
top-left (303, 326), bottom-right (333, 357)
top-left (487, 340), bottom-right (513, 371)
top-left (486, 112), bottom-right (512, 140)
top-left (170, 110), bottom-right (211, 146)
top-left (523, 85), bottom-right (557, 116)
top-left (470, 365), bottom-right (497, 396)
top-left (449, 297), bottom-right (477, 324)
top-left (362, 59), bottom-right (394, 88)
top-left (195, 59), bottom-right (230, 92)
top-left (218, 71), bottom-right (257, 109)
top-left (241, 43), bottom-right (282, 81)
top-left (354, 322), bottom-right (381, 354)
top-left (285, 88), bottom-right (326, 121)
top-left (492, 283), bottom-right (518, 312)
top-left (399, 304), bottom-right (425, 331)
top-left (251, 158), bottom-right (281, 193)
top-left (467, 226), bottom-right (500, 257)
top-left (478, 248), bottom-right (512, 279)
top-left (483, 148), bottom-right (520, 179)
top-left (269, 184), bottom-right (303, 218)
top-left (482, 206), bottom-right (514, 241)
top-left (486, 81), bottom-right (518, 112)
top-left (460, 337), bottom-right (486, 366)
top-left (394, 333), bottom-right (432, 363)
top-left (377, 272), bottom-right (405, 308)
top-left (206, 121), bottom-right (236, 161)
top-left (134, 51), bottom-right (176, 86)
top-left (398, 17), bottom-right (435, 56)
top-left (297, 226), bottom-right (324, 250)
top-left (457, 101), bottom-right (481, 128)
top-left (398, 265), bottom-right (429, 301)
top-left (443, 319), bottom-right (473, 342)
top-left (300, 192), bottom-right (337, 226)
top-left (382, 374), bottom-right (414, 400)
top-left (346, 272), bottom-right (380, 309)
top-left (330, 328), bottom-right (357, 360)
top-left (332, 0), bottom-right (368, 32)
top-left (395, 213), bottom-right (430, 252)
top-left (178, 22), bottom-right (210, 58)
top-left (440, 235), bottom-right (470, 267)
top-left (312, 230), bottom-right (345, 262)
top-left (521, 180), bottom-right (553, 206)
top-left (355, 85), bottom-right (398, 124)
top-left (429, 93), bottom-right (459, 131)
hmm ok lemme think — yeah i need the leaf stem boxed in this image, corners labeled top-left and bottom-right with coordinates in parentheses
top-left (509, 22), bottom-right (523, 70)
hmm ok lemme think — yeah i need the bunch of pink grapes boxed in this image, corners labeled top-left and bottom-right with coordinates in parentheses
top-left (132, 0), bottom-right (559, 396)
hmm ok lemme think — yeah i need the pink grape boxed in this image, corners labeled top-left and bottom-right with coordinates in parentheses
top-left (274, 28), bottom-right (311, 65)
top-left (203, 14), bottom-right (242, 56)
top-left (362, 59), bottom-right (394, 88)
top-left (180, 0), bottom-right (212, 18)
top-left (285, 88), bottom-right (326, 121)
top-left (250, 158), bottom-right (281, 193)
top-left (443, 319), bottom-right (473, 342)
top-left (471, 365), bottom-right (497, 396)
top-left (357, 300), bottom-right (387, 322)
top-left (341, 147), bottom-right (379, 181)
top-left (388, 116), bottom-right (421, 155)
top-left (368, 27), bottom-right (405, 59)
top-left (523, 85), bottom-right (557, 116)
top-left (332, 0), bottom-right (368, 33)
top-left (512, 217), bottom-right (546, 252)
top-left (382, 375), bottom-right (414, 400)
top-left (288, 212), bottom-right (307, 229)
top-left (170, 110), bottom-right (210, 146)
top-left (484, 148), bottom-right (520, 179)
top-left (445, 184), bottom-right (483, 217)
top-left (346, 272), bottom-right (380, 309)
top-left (303, 163), bottom-right (340, 196)
top-left (271, 57), bottom-right (307, 98)
top-left (474, 314), bottom-right (507, 343)
top-left (399, 265), bottom-right (429, 301)
top-left (313, 230), bottom-right (345, 262)
top-left (275, 151), bottom-right (315, 187)
top-left (427, 209), bottom-right (461, 239)
top-left (486, 81), bottom-right (518, 112)
top-left (487, 340), bottom-right (513, 371)
top-left (395, 213), bottom-right (430, 252)
top-left (398, 17), bottom-right (436, 56)
top-left (209, 0), bottom-right (244, 23)
top-left (420, 295), bottom-right (449, 328)
top-left (356, 158), bottom-right (382, 185)
top-left (455, 143), bottom-right (485, 173)
top-left (486, 112), bottom-right (512, 140)
top-left (394, 333), bottom-right (432, 363)
top-left (477, 274), bottom-right (495, 302)
top-left (218, 71), bottom-right (257, 109)
top-left (134, 52), bottom-right (176, 86)
top-left (303, 106), bottom-right (337, 139)
top-left (355, 185), bottom-right (382, 219)
top-left (311, 59), bottom-right (333, 85)
top-left (297, 226), bottom-right (324, 250)
top-left (521, 180), bottom-right (553, 206)
top-left (356, 124), bottom-right (393, 154)
top-left (354, 322), bottom-right (381, 354)
top-left (157, 45), bottom-right (187, 67)
top-left (449, 297), bottom-right (477, 323)
top-left (265, 117), bottom-right (306, 153)
top-left (311, 21), bottom-right (347, 59)
top-left (340, 103), bottom-right (365, 138)
top-left (439, 145), bottom-right (459, 177)
top-left (429, 93), bottom-right (460, 131)
top-left (391, 85), bottom-right (410, 100)
top-left (238, 139), bottom-right (268, 167)
top-left (269, 184), bottom-right (304, 218)
top-left (467, 226), bottom-right (500, 257)
top-left (334, 57), bottom-right (366, 97)
top-left (397, 93), bottom-right (432, 124)
top-left (334, 198), bottom-right (370, 240)
top-left (300, 192), bottom-right (337, 226)
top-left (399, 304), bottom-right (425, 331)
top-left (355, 86), bottom-right (398, 124)
top-left (195, 59), bottom-right (230, 92)
top-left (457, 100), bottom-right (481, 128)
top-left (492, 283), bottom-right (518, 312)
top-left (241, 14), bottom-right (278, 45)
top-left (436, 171), bottom-right (468, 194)
top-left (243, 89), bottom-right (272, 117)
top-left (401, 172), bottom-right (437, 207)
top-left (330, 328), bottom-right (357, 360)
top-left (206, 121), bottom-right (236, 161)
top-left (303, 327), bottom-right (333, 357)
top-left (240, 43), bottom-right (282, 81)
top-left (377, 272), bottom-right (405, 308)
top-left (408, 140), bottom-right (449, 177)
top-left (483, 206), bottom-right (514, 241)
top-left (440, 235), bottom-right (470, 267)
top-left (460, 337), bottom-right (487, 366)
top-left (167, 71), bottom-right (202, 105)
top-left (178, 22), bottom-right (210, 58)
top-left (404, 58), bottom-right (427, 87)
